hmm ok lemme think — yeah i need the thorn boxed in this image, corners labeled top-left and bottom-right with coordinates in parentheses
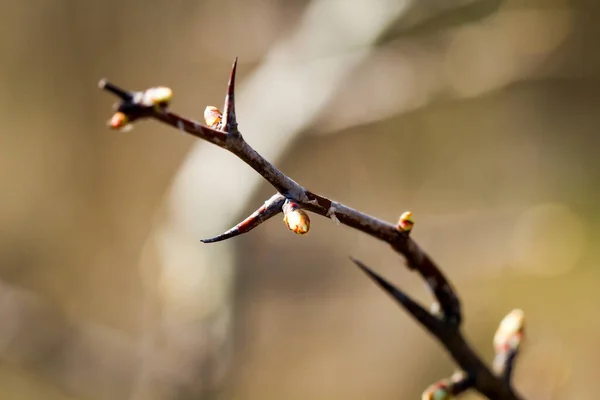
top-left (201, 226), bottom-right (242, 244)
top-left (222, 57), bottom-right (238, 134)
top-left (350, 257), bottom-right (445, 336)
top-left (201, 194), bottom-right (285, 243)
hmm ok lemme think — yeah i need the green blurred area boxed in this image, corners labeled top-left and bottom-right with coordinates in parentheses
top-left (0, 0), bottom-right (598, 399)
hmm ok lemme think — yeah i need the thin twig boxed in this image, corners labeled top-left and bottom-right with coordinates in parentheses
top-left (98, 59), bottom-right (525, 400)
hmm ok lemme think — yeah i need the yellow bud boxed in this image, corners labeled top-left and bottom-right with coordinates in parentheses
top-left (142, 86), bottom-right (173, 107)
top-left (204, 106), bottom-right (223, 128)
top-left (108, 112), bottom-right (129, 130)
top-left (494, 309), bottom-right (525, 353)
top-left (397, 211), bottom-right (414, 232)
top-left (283, 203), bottom-right (310, 235)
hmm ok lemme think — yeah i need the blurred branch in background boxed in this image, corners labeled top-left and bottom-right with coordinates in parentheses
top-left (317, 4), bottom-right (588, 133)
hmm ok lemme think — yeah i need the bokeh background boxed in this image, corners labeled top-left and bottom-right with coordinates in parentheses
top-left (0, 0), bottom-right (598, 399)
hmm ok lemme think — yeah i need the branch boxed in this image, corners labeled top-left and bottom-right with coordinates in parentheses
top-left (98, 61), bottom-right (461, 326)
top-left (98, 59), bottom-right (525, 399)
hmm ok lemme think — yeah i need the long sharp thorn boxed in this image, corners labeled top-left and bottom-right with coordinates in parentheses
top-left (350, 257), bottom-right (445, 336)
top-left (201, 226), bottom-right (243, 244)
top-left (222, 57), bottom-right (238, 133)
top-left (201, 194), bottom-right (285, 243)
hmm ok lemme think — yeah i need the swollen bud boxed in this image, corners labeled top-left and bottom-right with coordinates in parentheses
top-left (141, 86), bottom-right (173, 108)
top-left (397, 211), bottom-right (414, 232)
top-left (494, 309), bottom-right (525, 354)
top-left (204, 106), bottom-right (223, 128)
top-left (422, 381), bottom-right (452, 400)
top-left (108, 112), bottom-right (131, 131)
top-left (282, 201), bottom-right (310, 235)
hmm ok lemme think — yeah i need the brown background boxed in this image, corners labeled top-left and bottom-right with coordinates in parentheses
top-left (0, 0), bottom-right (598, 399)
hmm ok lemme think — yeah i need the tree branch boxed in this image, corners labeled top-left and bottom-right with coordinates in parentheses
top-left (98, 59), bottom-right (525, 399)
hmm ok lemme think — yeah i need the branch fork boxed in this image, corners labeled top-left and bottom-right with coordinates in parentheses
top-left (99, 58), bottom-right (525, 400)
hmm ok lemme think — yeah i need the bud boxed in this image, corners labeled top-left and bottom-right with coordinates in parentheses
top-left (141, 86), bottom-right (173, 108)
top-left (430, 301), bottom-right (442, 318)
top-left (494, 309), bottom-right (525, 354)
top-left (422, 381), bottom-right (452, 400)
top-left (108, 112), bottom-right (130, 130)
top-left (204, 106), bottom-right (223, 128)
top-left (283, 201), bottom-right (310, 235)
top-left (397, 211), bottom-right (414, 232)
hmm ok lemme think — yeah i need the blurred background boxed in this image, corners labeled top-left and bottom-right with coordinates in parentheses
top-left (0, 0), bottom-right (598, 398)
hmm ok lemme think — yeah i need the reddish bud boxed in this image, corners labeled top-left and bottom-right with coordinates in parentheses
top-left (397, 211), bottom-right (414, 232)
top-left (108, 112), bottom-right (130, 130)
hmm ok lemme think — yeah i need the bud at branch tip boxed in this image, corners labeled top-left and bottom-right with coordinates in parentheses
top-left (108, 112), bottom-right (131, 131)
top-left (397, 211), bottom-right (414, 232)
top-left (494, 309), bottom-right (525, 354)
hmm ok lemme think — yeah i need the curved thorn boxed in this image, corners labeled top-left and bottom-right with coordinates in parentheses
top-left (350, 257), bottom-right (446, 337)
top-left (201, 193), bottom-right (285, 243)
top-left (98, 79), bottom-right (134, 102)
top-left (221, 57), bottom-right (238, 133)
